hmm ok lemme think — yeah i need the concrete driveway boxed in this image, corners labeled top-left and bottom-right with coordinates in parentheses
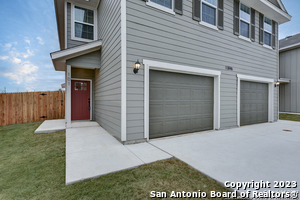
top-left (150, 120), bottom-right (300, 195)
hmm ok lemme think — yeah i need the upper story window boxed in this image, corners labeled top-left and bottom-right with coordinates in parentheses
top-left (146, 0), bottom-right (175, 14)
top-left (240, 4), bottom-right (250, 38)
top-left (263, 17), bottom-right (272, 46)
top-left (71, 4), bottom-right (97, 42)
top-left (150, 0), bottom-right (172, 9)
top-left (192, 0), bottom-right (224, 30)
top-left (259, 13), bottom-right (276, 49)
top-left (233, 0), bottom-right (255, 42)
top-left (201, 0), bottom-right (217, 26)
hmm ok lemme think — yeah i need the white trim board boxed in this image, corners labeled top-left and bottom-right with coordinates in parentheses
top-left (143, 59), bottom-right (221, 141)
top-left (236, 74), bottom-right (275, 127)
top-left (121, 0), bottom-right (127, 142)
top-left (66, 65), bottom-right (72, 128)
top-left (71, 78), bottom-right (93, 121)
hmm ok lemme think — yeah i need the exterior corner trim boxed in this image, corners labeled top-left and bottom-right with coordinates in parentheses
top-left (121, 0), bottom-right (127, 142)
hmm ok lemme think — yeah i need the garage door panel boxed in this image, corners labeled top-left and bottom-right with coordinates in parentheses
top-left (163, 120), bottom-right (178, 135)
top-left (149, 104), bottom-right (163, 118)
top-left (165, 74), bottom-right (178, 84)
top-left (164, 88), bottom-right (177, 100)
top-left (150, 87), bottom-right (163, 100)
top-left (178, 119), bottom-right (191, 132)
top-left (203, 102), bottom-right (213, 113)
top-left (149, 70), bottom-right (214, 138)
top-left (240, 81), bottom-right (268, 126)
top-left (204, 90), bottom-right (214, 100)
top-left (191, 102), bottom-right (203, 114)
top-left (192, 89), bottom-right (204, 100)
top-left (178, 74), bottom-right (192, 85)
top-left (149, 121), bottom-right (163, 135)
top-left (164, 104), bottom-right (178, 117)
top-left (179, 89), bottom-right (191, 100)
top-left (179, 104), bottom-right (191, 116)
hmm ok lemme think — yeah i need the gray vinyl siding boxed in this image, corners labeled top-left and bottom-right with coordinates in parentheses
top-left (66, 50), bottom-right (101, 69)
top-left (94, 0), bottom-right (122, 139)
top-left (126, 0), bottom-right (279, 140)
top-left (71, 68), bottom-right (95, 120)
top-left (279, 48), bottom-right (300, 113)
top-left (67, 2), bottom-right (86, 48)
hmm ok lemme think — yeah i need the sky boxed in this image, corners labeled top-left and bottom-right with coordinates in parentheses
top-left (0, 0), bottom-right (299, 93)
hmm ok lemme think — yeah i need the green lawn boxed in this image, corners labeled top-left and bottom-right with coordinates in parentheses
top-left (279, 113), bottom-right (300, 122)
top-left (0, 122), bottom-right (233, 200)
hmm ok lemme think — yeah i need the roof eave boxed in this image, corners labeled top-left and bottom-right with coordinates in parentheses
top-left (54, 0), bottom-right (65, 50)
top-left (50, 40), bottom-right (102, 71)
top-left (240, 0), bottom-right (291, 24)
top-left (279, 43), bottom-right (300, 52)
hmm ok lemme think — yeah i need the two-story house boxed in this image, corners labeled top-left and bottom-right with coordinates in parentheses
top-left (51, 0), bottom-right (291, 144)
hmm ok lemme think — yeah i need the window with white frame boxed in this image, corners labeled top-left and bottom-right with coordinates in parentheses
top-left (150, 0), bottom-right (172, 9)
top-left (73, 5), bottom-right (95, 40)
top-left (240, 3), bottom-right (250, 38)
top-left (264, 17), bottom-right (272, 46)
top-left (201, 0), bottom-right (217, 26)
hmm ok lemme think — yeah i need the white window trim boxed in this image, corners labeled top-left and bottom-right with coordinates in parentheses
top-left (71, 3), bottom-right (97, 42)
top-left (263, 44), bottom-right (273, 50)
top-left (143, 59), bottom-right (221, 141)
top-left (239, 3), bottom-right (251, 39)
top-left (236, 74), bottom-right (274, 127)
top-left (146, 0), bottom-right (175, 15)
top-left (238, 35), bottom-right (251, 42)
top-left (199, 21), bottom-right (219, 31)
top-left (200, 0), bottom-right (218, 28)
top-left (71, 78), bottom-right (93, 121)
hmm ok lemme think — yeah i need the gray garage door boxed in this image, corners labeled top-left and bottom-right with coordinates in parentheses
top-left (240, 81), bottom-right (268, 126)
top-left (149, 70), bottom-right (214, 139)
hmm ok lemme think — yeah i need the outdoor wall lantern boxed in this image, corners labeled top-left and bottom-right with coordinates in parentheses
top-left (274, 81), bottom-right (280, 87)
top-left (133, 59), bottom-right (141, 74)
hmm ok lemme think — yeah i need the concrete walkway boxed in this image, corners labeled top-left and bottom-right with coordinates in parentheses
top-left (149, 120), bottom-right (300, 194)
top-left (66, 123), bottom-right (171, 184)
top-left (35, 119), bottom-right (66, 133)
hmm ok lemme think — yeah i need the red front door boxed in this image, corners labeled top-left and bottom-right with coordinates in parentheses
top-left (71, 80), bottom-right (90, 120)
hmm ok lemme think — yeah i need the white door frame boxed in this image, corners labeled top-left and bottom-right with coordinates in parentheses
top-left (71, 78), bottom-right (93, 121)
top-left (237, 74), bottom-right (275, 127)
top-left (143, 59), bottom-right (221, 141)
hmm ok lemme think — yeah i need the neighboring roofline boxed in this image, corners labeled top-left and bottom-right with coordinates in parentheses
top-left (279, 42), bottom-right (300, 52)
top-left (50, 40), bottom-right (102, 71)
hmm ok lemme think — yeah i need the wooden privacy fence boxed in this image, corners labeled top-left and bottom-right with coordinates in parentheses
top-left (0, 91), bottom-right (65, 126)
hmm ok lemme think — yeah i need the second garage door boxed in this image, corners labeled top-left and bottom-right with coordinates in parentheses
top-left (240, 81), bottom-right (268, 126)
top-left (149, 70), bottom-right (214, 139)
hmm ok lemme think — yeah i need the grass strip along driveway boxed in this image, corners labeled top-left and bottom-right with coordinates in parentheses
top-left (279, 113), bottom-right (300, 122)
top-left (0, 121), bottom-right (233, 199)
